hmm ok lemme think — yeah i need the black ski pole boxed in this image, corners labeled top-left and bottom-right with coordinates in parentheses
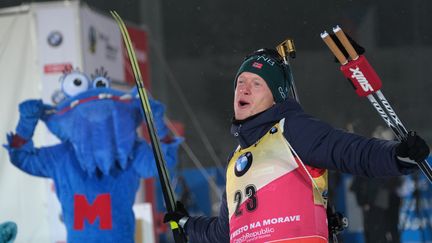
top-left (278, 38), bottom-right (349, 240)
top-left (277, 39), bottom-right (300, 102)
top-left (110, 11), bottom-right (188, 243)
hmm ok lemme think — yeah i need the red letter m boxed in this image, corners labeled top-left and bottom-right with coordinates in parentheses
top-left (73, 193), bottom-right (112, 230)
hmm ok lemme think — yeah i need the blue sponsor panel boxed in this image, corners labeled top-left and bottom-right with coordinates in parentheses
top-left (337, 156), bottom-right (432, 243)
top-left (336, 173), bottom-right (364, 243)
top-left (399, 156), bottom-right (432, 242)
top-left (155, 167), bottom-right (225, 243)
top-left (155, 167), bottom-right (225, 215)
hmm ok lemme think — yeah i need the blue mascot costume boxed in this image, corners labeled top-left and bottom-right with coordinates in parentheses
top-left (4, 68), bottom-right (182, 243)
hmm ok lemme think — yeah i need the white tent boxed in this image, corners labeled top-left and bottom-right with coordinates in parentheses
top-left (0, 4), bottom-right (52, 243)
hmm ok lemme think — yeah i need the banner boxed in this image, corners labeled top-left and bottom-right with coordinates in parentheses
top-left (34, 2), bottom-right (83, 242)
top-left (124, 25), bottom-right (151, 88)
top-left (80, 5), bottom-right (124, 82)
top-left (34, 2), bottom-right (82, 106)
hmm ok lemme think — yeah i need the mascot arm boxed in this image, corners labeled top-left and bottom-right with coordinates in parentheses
top-left (4, 133), bottom-right (64, 178)
top-left (133, 97), bottom-right (183, 177)
top-left (148, 98), bottom-right (169, 139)
top-left (3, 99), bottom-right (59, 177)
top-left (132, 137), bottom-right (182, 178)
top-left (15, 99), bottom-right (51, 140)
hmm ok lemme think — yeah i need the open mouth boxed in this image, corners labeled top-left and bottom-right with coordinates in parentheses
top-left (54, 93), bottom-right (134, 115)
top-left (238, 100), bottom-right (250, 108)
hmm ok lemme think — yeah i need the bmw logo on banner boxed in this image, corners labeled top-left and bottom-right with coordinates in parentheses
top-left (235, 152), bottom-right (253, 177)
top-left (47, 31), bottom-right (63, 47)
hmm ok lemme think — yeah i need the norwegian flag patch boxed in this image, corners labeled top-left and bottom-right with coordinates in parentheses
top-left (252, 62), bottom-right (263, 69)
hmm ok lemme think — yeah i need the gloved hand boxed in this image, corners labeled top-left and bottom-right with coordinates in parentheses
top-left (163, 201), bottom-right (190, 228)
top-left (396, 131), bottom-right (430, 163)
top-left (15, 99), bottom-right (47, 140)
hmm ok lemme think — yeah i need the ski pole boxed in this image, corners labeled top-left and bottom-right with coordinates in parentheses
top-left (331, 26), bottom-right (409, 139)
top-left (110, 11), bottom-right (188, 243)
top-left (276, 39), bottom-right (300, 102)
top-left (320, 25), bottom-right (432, 183)
top-left (278, 38), bottom-right (350, 237)
top-left (323, 26), bottom-right (432, 182)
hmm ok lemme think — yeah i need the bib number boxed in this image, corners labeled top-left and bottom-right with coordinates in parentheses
top-left (234, 184), bottom-right (257, 216)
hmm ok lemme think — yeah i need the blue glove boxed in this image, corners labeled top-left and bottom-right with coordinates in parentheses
top-left (15, 99), bottom-right (47, 140)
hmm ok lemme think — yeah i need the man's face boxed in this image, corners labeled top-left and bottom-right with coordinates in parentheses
top-left (234, 71), bottom-right (274, 120)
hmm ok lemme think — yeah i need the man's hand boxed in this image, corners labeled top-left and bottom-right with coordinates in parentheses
top-left (163, 201), bottom-right (190, 228)
top-left (396, 131), bottom-right (430, 163)
top-left (15, 99), bottom-right (48, 139)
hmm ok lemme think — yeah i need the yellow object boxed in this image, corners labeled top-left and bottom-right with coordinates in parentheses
top-left (170, 221), bottom-right (179, 229)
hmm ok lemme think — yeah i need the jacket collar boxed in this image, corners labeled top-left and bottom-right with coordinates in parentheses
top-left (230, 98), bottom-right (302, 148)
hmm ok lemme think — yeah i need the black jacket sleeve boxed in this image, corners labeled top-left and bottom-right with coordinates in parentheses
top-left (284, 111), bottom-right (417, 177)
top-left (184, 191), bottom-right (230, 243)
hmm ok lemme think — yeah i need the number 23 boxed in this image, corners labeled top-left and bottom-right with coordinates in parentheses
top-left (234, 184), bottom-right (257, 216)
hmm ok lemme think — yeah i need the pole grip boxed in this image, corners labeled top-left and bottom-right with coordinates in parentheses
top-left (332, 25), bottom-right (359, 60)
top-left (340, 55), bottom-right (382, 97)
top-left (320, 31), bottom-right (348, 65)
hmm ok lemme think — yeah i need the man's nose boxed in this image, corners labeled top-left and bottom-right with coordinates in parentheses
top-left (240, 84), bottom-right (251, 94)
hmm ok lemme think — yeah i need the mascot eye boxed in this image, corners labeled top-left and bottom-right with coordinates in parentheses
top-left (62, 72), bottom-right (90, 97)
top-left (92, 76), bottom-right (110, 88)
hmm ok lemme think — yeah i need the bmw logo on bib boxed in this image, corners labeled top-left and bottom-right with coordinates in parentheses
top-left (235, 152), bottom-right (253, 177)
